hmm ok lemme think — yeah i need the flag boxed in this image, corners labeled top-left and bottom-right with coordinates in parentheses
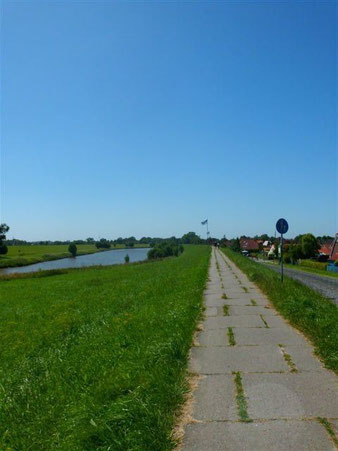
top-left (201, 219), bottom-right (208, 225)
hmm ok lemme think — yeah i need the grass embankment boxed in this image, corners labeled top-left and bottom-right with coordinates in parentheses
top-left (222, 248), bottom-right (338, 372)
top-left (0, 244), bottom-right (150, 268)
top-left (0, 245), bottom-right (210, 450)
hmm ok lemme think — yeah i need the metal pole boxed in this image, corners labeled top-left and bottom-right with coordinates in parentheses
top-left (281, 233), bottom-right (284, 283)
top-left (207, 221), bottom-right (209, 241)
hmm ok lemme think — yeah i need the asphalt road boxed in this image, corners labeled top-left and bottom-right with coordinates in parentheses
top-left (261, 263), bottom-right (338, 305)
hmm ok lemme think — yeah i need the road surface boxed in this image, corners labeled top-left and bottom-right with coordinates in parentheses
top-left (260, 262), bottom-right (338, 305)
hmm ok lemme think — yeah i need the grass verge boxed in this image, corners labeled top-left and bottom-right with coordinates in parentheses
top-left (317, 418), bottom-right (338, 447)
top-left (0, 245), bottom-right (210, 450)
top-left (222, 248), bottom-right (338, 372)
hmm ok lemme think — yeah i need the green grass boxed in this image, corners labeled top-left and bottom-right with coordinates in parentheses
top-left (222, 248), bottom-right (338, 371)
top-left (233, 372), bottom-right (251, 422)
top-left (0, 244), bottom-right (150, 268)
top-left (0, 245), bottom-right (210, 450)
top-left (223, 304), bottom-right (229, 316)
top-left (285, 262), bottom-right (338, 279)
top-left (317, 418), bottom-right (338, 447)
top-left (227, 327), bottom-right (236, 346)
top-left (263, 260), bottom-right (338, 279)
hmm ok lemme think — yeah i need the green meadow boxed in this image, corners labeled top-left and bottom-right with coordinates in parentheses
top-left (0, 245), bottom-right (210, 450)
top-left (221, 248), bottom-right (338, 372)
top-left (0, 244), bottom-right (149, 268)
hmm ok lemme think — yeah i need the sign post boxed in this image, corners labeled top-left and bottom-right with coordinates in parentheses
top-left (276, 218), bottom-right (289, 283)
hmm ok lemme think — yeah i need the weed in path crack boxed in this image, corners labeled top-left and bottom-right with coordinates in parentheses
top-left (241, 286), bottom-right (248, 292)
top-left (222, 293), bottom-right (228, 299)
top-left (260, 314), bottom-right (269, 328)
top-left (317, 418), bottom-right (338, 447)
top-left (223, 304), bottom-right (229, 316)
top-left (233, 372), bottom-right (252, 422)
top-left (250, 299), bottom-right (257, 306)
top-left (279, 345), bottom-right (298, 373)
top-left (227, 327), bottom-right (236, 346)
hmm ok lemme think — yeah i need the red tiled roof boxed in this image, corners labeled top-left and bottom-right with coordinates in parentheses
top-left (240, 239), bottom-right (259, 251)
top-left (319, 244), bottom-right (332, 255)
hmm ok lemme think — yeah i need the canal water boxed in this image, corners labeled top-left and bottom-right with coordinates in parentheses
top-left (0, 248), bottom-right (151, 275)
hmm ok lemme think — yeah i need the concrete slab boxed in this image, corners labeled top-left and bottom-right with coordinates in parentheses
top-left (266, 315), bottom-right (295, 329)
top-left (284, 345), bottom-right (323, 371)
top-left (243, 373), bottom-right (338, 419)
top-left (183, 420), bottom-right (334, 451)
top-left (205, 297), bottom-right (227, 307)
top-left (205, 315), bottom-right (264, 329)
top-left (235, 328), bottom-right (306, 346)
top-left (225, 297), bottom-right (268, 307)
top-left (191, 375), bottom-right (237, 420)
top-left (197, 329), bottom-right (229, 346)
top-left (189, 345), bottom-right (288, 374)
top-left (230, 305), bottom-right (277, 316)
top-left (205, 307), bottom-right (218, 316)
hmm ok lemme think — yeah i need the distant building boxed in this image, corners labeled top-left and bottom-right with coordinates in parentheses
top-left (240, 238), bottom-right (259, 252)
top-left (329, 234), bottom-right (338, 261)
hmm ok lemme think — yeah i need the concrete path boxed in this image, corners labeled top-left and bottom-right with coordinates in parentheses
top-left (182, 248), bottom-right (338, 450)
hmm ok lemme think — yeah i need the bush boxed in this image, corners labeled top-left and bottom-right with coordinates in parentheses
top-left (125, 254), bottom-right (130, 263)
top-left (335, 260), bottom-right (338, 267)
top-left (148, 243), bottom-right (184, 260)
top-left (0, 244), bottom-right (8, 255)
top-left (284, 254), bottom-right (291, 264)
top-left (95, 239), bottom-right (111, 249)
top-left (68, 243), bottom-right (77, 257)
top-left (300, 260), bottom-right (327, 271)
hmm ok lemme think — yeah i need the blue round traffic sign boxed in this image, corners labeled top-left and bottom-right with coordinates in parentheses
top-left (276, 218), bottom-right (289, 234)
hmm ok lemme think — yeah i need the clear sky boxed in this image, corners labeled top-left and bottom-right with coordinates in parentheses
top-left (1, 0), bottom-right (336, 241)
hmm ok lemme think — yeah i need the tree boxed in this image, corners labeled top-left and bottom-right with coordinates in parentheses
top-left (181, 232), bottom-right (202, 244)
top-left (301, 234), bottom-right (319, 259)
top-left (288, 244), bottom-right (303, 264)
top-left (0, 223), bottom-right (9, 255)
top-left (86, 237), bottom-right (95, 244)
top-left (68, 243), bottom-right (77, 257)
top-left (230, 238), bottom-right (241, 252)
top-left (96, 239), bottom-right (111, 249)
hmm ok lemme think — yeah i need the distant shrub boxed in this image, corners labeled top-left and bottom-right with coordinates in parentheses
top-left (95, 239), bottom-right (111, 249)
top-left (125, 254), bottom-right (130, 263)
top-left (317, 254), bottom-right (329, 262)
top-left (334, 260), bottom-right (338, 267)
top-left (284, 254), bottom-right (291, 264)
top-left (148, 242), bottom-right (184, 260)
top-left (300, 259), bottom-right (327, 271)
top-left (126, 242), bottom-right (134, 248)
top-left (0, 244), bottom-right (8, 255)
top-left (68, 243), bottom-right (77, 257)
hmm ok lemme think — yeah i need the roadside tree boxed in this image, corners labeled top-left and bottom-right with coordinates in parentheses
top-left (301, 234), bottom-right (319, 259)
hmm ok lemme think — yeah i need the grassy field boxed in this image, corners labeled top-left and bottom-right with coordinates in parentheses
top-left (0, 244), bottom-right (150, 268)
top-left (0, 245), bottom-right (210, 450)
top-left (221, 248), bottom-right (338, 372)
top-left (263, 259), bottom-right (338, 279)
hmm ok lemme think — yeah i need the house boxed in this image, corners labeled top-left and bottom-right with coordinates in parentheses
top-left (318, 242), bottom-right (332, 257)
top-left (240, 238), bottom-right (259, 252)
top-left (329, 234), bottom-right (338, 261)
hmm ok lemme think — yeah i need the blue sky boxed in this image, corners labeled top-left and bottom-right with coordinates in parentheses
top-left (1, 1), bottom-right (336, 241)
